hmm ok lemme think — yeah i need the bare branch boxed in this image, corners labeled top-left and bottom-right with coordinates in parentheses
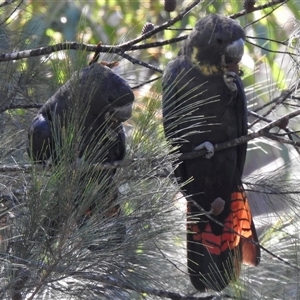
top-left (248, 110), bottom-right (272, 124)
top-left (230, 0), bottom-right (288, 20)
top-left (0, 43), bottom-right (99, 62)
top-left (119, 51), bottom-right (163, 73)
top-left (117, 0), bottom-right (202, 49)
top-left (180, 108), bottom-right (300, 160)
top-left (248, 110), bottom-right (300, 154)
top-left (0, 103), bottom-right (42, 113)
top-left (0, 0), bottom-right (200, 63)
top-left (2, 108), bottom-right (300, 174)
top-left (0, 0), bottom-right (291, 74)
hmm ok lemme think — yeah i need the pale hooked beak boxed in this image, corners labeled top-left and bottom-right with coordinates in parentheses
top-left (111, 102), bottom-right (133, 122)
top-left (226, 38), bottom-right (244, 63)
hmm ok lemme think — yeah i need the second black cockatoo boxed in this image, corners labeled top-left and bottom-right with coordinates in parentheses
top-left (28, 63), bottom-right (134, 241)
top-left (162, 14), bottom-right (260, 291)
top-left (28, 62), bottom-right (134, 165)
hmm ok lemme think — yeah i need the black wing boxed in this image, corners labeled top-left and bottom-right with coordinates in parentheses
top-left (28, 113), bottom-right (53, 163)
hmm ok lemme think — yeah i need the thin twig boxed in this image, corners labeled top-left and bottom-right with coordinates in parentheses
top-left (130, 36), bottom-right (188, 51)
top-left (246, 35), bottom-right (289, 47)
top-left (118, 51), bottom-right (162, 73)
top-left (248, 110), bottom-right (272, 124)
top-left (246, 39), bottom-right (296, 57)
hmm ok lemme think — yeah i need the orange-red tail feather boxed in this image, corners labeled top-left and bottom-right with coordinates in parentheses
top-left (187, 191), bottom-right (260, 291)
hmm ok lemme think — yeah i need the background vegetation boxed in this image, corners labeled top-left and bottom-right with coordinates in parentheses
top-left (1, 0), bottom-right (300, 299)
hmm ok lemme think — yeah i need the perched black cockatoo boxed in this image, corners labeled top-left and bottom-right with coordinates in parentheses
top-left (28, 63), bottom-right (134, 236)
top-left (28, 62), bottom-right (134, 165)
top-left (162, 14), bottom-right (260, 291)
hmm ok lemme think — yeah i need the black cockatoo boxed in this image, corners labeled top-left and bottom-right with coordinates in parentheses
top-left (28, 63), bottom-right (134, 238)
top-left (28, 62), bottom-right (134, 165)
top-left (162, 14), bottom-right (260, 291)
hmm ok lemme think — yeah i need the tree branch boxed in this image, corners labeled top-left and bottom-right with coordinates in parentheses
top-left (248, 109), bottom-right (300, 154)
top-left (0, 0), bottom-right (200, 63)
top-left (0, 39), bottom-right (176, 73)
top-left (229, 0), bottom-right (288, 20)
top-left (250, 87), bottom-right (296, 127)
top-left (118, 51), bottom-right (163, 73)
top-left (116, 0), bottom-right (202, 49)
top-left (0, 103), bottom-right (42, 113)
top-left (246, 39), bottom-right (296, 57)
top-left (246, 35), bottom-right (289, 47)
top-left (179, 108), bottom-right (300, 161)
top-left (2, 108), bottom-right (300, 174)
top-left (0, 0), bottom-right (291, 75)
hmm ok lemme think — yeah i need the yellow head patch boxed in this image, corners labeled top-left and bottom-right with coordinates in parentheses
top-left (191, 46), bottom-right (226, 76)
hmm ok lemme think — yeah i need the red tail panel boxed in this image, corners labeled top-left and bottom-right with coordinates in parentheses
top-left (187, 191), bottom-right (260, 291)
